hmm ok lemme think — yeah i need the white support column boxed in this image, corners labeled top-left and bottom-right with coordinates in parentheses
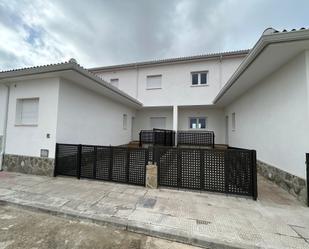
top-left (173, 105), bottom-right (178, 145)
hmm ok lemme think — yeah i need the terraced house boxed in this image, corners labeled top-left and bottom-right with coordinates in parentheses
top-left (0, 27), bottom-right (308, 203)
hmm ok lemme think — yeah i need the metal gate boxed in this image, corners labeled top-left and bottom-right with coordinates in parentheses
top-left (154, 146), bottom-right (257, 199)
top-left (54, 143), bottom-right (148, 186)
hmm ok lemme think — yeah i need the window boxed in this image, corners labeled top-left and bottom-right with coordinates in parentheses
top-left (110, 78), bottom-right (119, 88)
top-left (150, 117), bottom-right (166, 129)
top-left (191, 71), bottom-right (208, 85)
top-left (123, 114), bottom-right (127, 130)
top-left (189, 117), bottom-right (206, 129)
top-left (16, 98), bottom-right (39, 125)
top-left (146, 75), bottom-right (162, 89)
top-left (232, 112), bottom-right (236, 131)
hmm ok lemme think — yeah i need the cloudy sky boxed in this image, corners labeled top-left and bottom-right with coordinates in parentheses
top-left (0, 0), bottom-right (308, 70)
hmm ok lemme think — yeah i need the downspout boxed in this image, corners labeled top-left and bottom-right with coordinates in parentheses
top-left (0, 83), bottom-right (10, 171)
top-left (219, 55), bottom-right (223, 89)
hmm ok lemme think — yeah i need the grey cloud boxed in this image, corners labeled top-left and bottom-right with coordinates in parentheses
top-left (0, 0), bottom-right (309, 70)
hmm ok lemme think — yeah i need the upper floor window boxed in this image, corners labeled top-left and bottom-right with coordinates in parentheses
top-left (189, 117), bottom-right (206, 129)
top-left (146, 75), bottom-right (162, 89)
top-left (110, 78), bottom-right (119, 88)
top-left (191, 71), bottom-right (208, 85)
top-left (15, 98), bottom-right (39, 126)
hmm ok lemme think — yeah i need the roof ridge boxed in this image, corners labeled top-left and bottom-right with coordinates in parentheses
top-left (88, 49), bottom-right (250, 71)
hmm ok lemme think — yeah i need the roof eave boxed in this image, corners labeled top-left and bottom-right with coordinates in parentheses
top-left (0, 62), bottom-right (143, 108)
top-left (213, 29), bottom-right (309, 105)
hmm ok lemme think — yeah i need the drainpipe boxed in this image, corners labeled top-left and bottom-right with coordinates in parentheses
top-left (0, 83), bottom-right (10, 171)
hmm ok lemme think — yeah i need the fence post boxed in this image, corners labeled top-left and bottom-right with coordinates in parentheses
top-left (53, 143), bottom-right (58, 177)
top-left (109, 146), bottom-right (113, 181)
top-left (252, 150), bottom-right (258, 201)
top-left (212, 133), bottom-right (215, 149)
top-left (139, 132), bottom-right (142, 147)
top-left (306, 153), bottom-right (309, 207)
top-left (93, 146), bottom-right (97, 179)
top-left (77, 144), bottom-right (82, 180)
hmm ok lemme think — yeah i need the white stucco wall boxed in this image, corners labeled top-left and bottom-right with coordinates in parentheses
top-left (225, 52), bottom-right (309, 179)
top-left (0, 84), bottom-right (8, 137)
top-left (95, 56), bottom-right (245, 107)
top-left (4, 78), bottom-right (60, 158)
top-left (56, 79), bottom-right (136, 146)
top-left (132, 107), bottom-right (173, 140)
top-left (178, 107), bottom-right (225, 144)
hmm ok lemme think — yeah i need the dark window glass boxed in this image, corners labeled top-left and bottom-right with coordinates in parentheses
top-left (190, 118), bottom-right (197, 128)
top-left (200, 73), bottom-right (207, 84)
top-left (199, 118), bottom-right (206, 129)
top-left (192, 74), bottom-right (198, 85)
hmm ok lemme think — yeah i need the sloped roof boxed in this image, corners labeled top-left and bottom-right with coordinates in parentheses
top-left (88, 50), bottom-right (250, 72)
top-left (214, 27), bottom-right (309, 105)
top-left (0, 59), bottom-right (142, 107)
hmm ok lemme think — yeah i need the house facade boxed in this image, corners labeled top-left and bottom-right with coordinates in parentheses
top-left (0, 27), bottom-right (308, 203)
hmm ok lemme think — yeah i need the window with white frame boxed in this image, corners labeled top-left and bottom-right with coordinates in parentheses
top-left (123, 114), bottom-right (127, 130)
top-left (191, 71), bottom-right (208, 85)
top-left (15, 98), bottom-right (39, 125)
top-left (189, 117), bottom-right (206, 129)
top-left (146, 75), bottom-right (162, 89)
top-left (232, 112), bottom-right (236, 131)
top-left (110, 78), bottom-right (119, 88)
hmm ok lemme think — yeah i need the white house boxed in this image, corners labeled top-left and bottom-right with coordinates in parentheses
top-left (0, 27), bottom-right (308, 202)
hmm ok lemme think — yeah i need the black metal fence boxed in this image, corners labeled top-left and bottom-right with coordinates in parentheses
top-left (139, 129), bottom-right (175, 147)
top-left (55, 143), bottom-right (257, 200)
top-left (177, 130), bottom-right (215, 147)
top-left (154, 146), bottom-right (257, 199)
top-left (306, 153), bottom-right (309, 207)
top-left (54, 143), bottom-right (148, 186)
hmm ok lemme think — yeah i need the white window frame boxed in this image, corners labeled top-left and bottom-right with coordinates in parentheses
top-left (123, 114), bottom-right (127, 130)
top-left (189, 117), bottom-right (207, 129)
top-left (146, 75), bottom-right (162, 90)
top-left (15, 98), bottom-right (39, 126)
top-left (232, 112), bottom-right (236, 131)
top-left (191, 71), bottom-right (209, 86)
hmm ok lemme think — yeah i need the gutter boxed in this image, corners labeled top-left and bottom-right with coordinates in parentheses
top-left (213, 28), bottom-right (309, 104)
top-left (0, 84), bottom-right (10, 171)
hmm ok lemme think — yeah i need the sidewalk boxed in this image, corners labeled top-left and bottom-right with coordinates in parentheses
top-left (0, 171), bottom-right (308, 249)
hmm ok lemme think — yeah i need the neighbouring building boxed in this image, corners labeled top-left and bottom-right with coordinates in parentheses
top-left (0, 27), bottom-right (308, 203)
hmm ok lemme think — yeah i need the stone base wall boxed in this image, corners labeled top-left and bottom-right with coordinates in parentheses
top-left (3, 154), bottom-right (55, 177)
top-left (257, 160), bottom-right (307, 204)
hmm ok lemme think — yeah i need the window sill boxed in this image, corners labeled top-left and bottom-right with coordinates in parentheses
top-left (15, 124), bottom-right (38, 127)
top-left (190, 84), bottom-right (209, 88)
top-left (146, 87), bottom-right (162, 90)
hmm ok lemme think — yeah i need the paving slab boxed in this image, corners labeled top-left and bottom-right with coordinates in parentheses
top-left (0, 171), bottom-right (308, 249)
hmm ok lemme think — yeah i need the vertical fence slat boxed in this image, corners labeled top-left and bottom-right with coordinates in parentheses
top-left (93, 146), bottom-right (97, 179)
top-left (306, 153), bottom-right (309, 207)
top-left (126, 149), bottom-right (130, 183)
top-left (77, 144), bottom-right (82, 180)
top-left (177, 148), bottom-right (182, 188)
top-left (252, 150), bottom-right (257, 200)
top-left (200, 149), bottom-right (205, 190)
top-left (109, 146), bottom-right (113, 181)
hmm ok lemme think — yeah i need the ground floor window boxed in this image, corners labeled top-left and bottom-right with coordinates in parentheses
top-left (189, 117), bottom-right (206, 129)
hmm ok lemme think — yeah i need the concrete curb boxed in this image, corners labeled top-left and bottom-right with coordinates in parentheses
top-left (0, 199), bottom-right (257, 249)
